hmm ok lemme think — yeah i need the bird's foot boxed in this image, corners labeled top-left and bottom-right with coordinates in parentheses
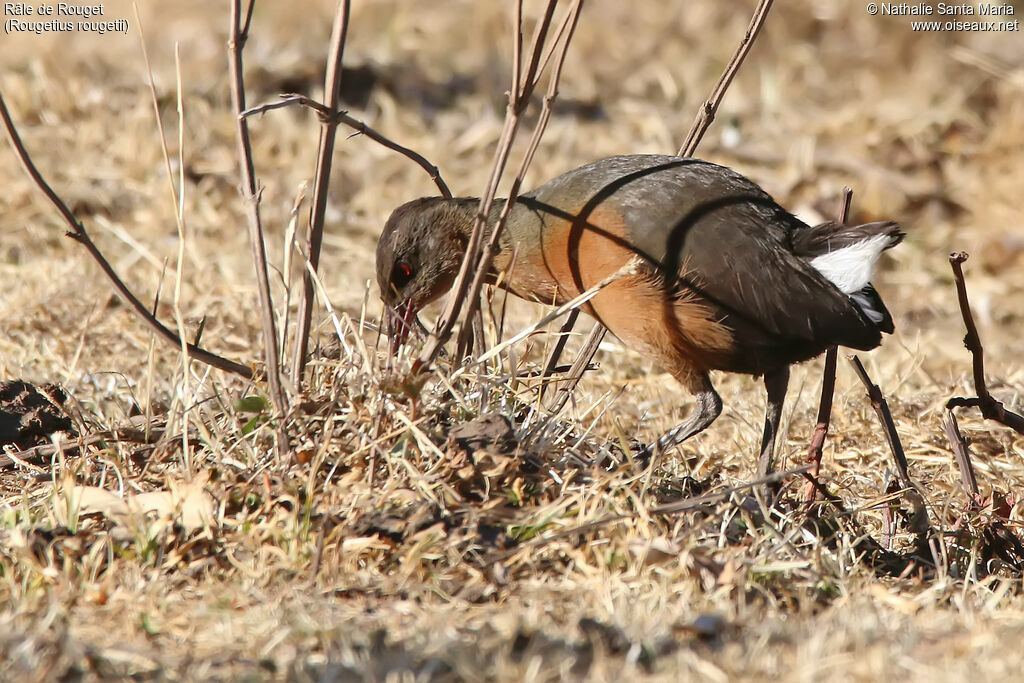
top-left (608, 437), bottom-right (657, 470)
top-left (633, 441), bottom-right (657, 467)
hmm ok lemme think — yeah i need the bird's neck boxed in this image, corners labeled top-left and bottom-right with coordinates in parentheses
top-left (446, 197), bottom-right (510, 243)
top-left (444, 196), bottom-right (560, 304)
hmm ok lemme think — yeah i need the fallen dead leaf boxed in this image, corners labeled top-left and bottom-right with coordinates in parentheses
top-left (57, 472), bottom-right (215, 532)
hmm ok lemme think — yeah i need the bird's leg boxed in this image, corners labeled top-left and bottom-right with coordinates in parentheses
top-left (637, 373), bottom-right (722, 464)
top-left (756, 367), bottom-right (790, 478)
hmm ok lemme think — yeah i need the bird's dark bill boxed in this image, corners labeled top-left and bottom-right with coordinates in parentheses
top-left (386, 299), bottom-right (419, 356)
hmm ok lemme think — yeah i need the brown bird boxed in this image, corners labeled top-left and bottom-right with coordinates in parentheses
top-left (376, 154), bottom-right (902, 475)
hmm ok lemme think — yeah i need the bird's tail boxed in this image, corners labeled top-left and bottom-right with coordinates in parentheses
top-left (794, 220), bottom-right (904, 332)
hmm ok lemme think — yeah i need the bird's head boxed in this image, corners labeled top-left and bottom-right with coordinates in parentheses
top-left (376, 197), bottom-right (471, 345)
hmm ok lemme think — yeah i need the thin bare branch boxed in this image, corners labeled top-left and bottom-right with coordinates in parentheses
top-left (946, 252), bottom-right (1024, 434)
top-left (517, 0), bottom-right (560, 104)
top-left (678, 0), bottom-right (774, 157)
top-left (534, 1), bottom-right (585, 88)
top-left (543, 314), bottom-right (604, 414)
top-left (416, 0), bottom-right (579, 371)
top-left (849, 356), bottom-right (911, 486)
top-left (511, 0), bottom-right (523, 109)
top-left (538, 310), bottom-right (581, 405)
top-left (0, 91), bottom-right (253, 380)
top-left (454, 0), bottom-right (583, 356)
top-left (241, 94), bottom-right (451, 198)
top-left (850, 355), bottom-right (941, 566)
top-left (240, 0), bottom-right (256, 40)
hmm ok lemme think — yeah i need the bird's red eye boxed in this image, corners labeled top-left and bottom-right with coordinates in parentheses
top-left (392, 261), bottom-right (415, 290)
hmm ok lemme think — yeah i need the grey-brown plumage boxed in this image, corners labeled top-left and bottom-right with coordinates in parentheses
top-left (377, 154), bottom-right (903, 475)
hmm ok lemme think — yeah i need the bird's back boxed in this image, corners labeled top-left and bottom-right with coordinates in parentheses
top-left (524, 154), bottom-right (789, 264)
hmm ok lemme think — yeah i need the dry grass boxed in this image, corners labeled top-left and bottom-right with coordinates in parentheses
top-left (2, 1), bottom-right (1024, 680)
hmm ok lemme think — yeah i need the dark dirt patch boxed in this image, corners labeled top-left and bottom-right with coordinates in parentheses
top-left (0, 380), bottom-right (74, 449)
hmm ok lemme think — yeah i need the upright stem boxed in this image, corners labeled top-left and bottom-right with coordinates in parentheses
top-left (229, 0), bottom-right (290, 460)
top-left (541, 0), bottom-right (775, 413)
top-left (292, 0), bottom-right (351, 387)
top-left (678, 0), bottom-right (774, 157)
top-left (803, 188), bottom-right (851, 502)
top-left (416, 0), bottom-right (576, 370)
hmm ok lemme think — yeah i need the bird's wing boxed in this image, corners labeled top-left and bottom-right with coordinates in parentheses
top-left (653, 198), bottom-right (882, 350)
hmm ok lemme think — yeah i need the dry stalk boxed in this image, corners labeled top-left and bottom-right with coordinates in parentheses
top-left (134, 8), bottom-right (200, 472)
top-left (415, 0), bottom-right (582, 370)
top-left (802, 187), bottom-right (852, 503)
top-left (541, 0), bottom-right (776, 414)
top-left (942, 408), bottom-right (980, 500)
top-left (483, 464), bottom-right (811, 567)
top-left (278, 185), bottom-right (307, 359)
top-left (849, 355), bottom-right (941, 566)
top-left (229, 0), bottom-right (290, 461)
top-left (292, 0), bottom-right (351, 388)
top-left (0, 92), bottom-right (253, 380)
top-left (946, 252), bottom-right (1024, 434)
top-left (677, 0), bottom-right (775, 157)
top-left (454, 0), bottom-right (584, 359)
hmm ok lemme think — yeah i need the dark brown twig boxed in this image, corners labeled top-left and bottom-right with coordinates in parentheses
top-left (241, 95), bottom-right (451, 199)
top-left (849, 355), bottom-right (941, 566)
top-left (0, 92), bottom-right (253, 380)
top-left (803, 188), bottom-right (852, 503)
top-left (482, 464), bottom-right (811, 567)
top-left (228, 0), bottom-right (290, 442)
top-left (537, 309), bottom-right (581, 406)
top-left (942, 252), bottom-right (1024, 571)
top-left (543, 314), bottom-right (603, 415)
top-left (849, 356), bottom-right (911, 486)
top-left (292, 0), bottom-right (351, 387)
top-left (539, 0), bottom-right (776, 415)
top-left (946, 253), bottom-right (1024, 434)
